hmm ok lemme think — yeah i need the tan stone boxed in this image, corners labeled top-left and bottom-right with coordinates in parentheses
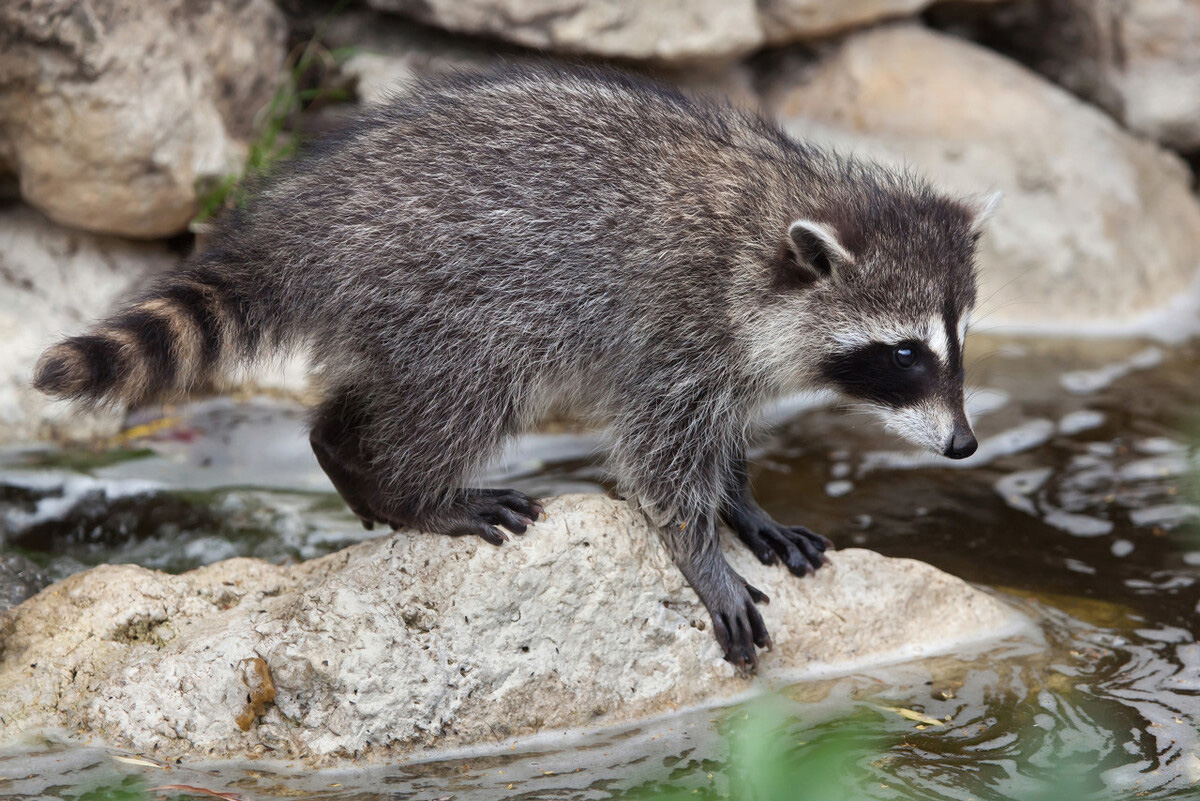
top-left (933, 0), bottom-right (1200, 151)
top-left (0, 494), bottom-right (1025, 764)
top-left (0, 206), bottom-right (174, 443)
top-left (327, 10), bottom-right (762, 112)
top-left (364, 0), bottom-right (763, 63)
top-left (0, 0), bottom-right (288, 239)
top-left (765, 25), bottom-right (1200, 332)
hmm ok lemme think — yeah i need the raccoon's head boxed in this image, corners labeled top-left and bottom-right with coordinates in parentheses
top-left (750, 182), bottom-right (1000, 460)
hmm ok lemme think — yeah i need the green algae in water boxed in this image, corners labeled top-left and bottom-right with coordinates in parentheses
top-left (5, 446), bottom-right (157, 475)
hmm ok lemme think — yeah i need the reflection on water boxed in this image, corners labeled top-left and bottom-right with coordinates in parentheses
top-left (1, 335), bottom-right (1198, 799)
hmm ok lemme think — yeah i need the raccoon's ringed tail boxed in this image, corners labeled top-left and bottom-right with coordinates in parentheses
top-left (33, 268), bottom-right (247, 408)
top-left (33, 341), bottom-right (107, 400)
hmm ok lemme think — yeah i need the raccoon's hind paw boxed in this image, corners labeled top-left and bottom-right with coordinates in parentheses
top-left (431, 488), bottom-right (543, 546)
top-left (472, 488), bottom-right (544, 530)
top-left (737, 521), bottom-right (831, 577)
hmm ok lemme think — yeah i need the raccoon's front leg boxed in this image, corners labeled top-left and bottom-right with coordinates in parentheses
top-left (662, 514), bottom-right (773, 670)
top-left (612, 402), bottom-right (771, 669)
top-left (721, 455), bottom-right (832, 576)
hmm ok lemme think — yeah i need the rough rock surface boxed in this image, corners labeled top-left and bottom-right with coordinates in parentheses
top-left (362, 0), bottom-right (998, 63)
top-left (0, 206), bottom-right (174, 442)
top-left (0, 0), bottom-right (288, 238)
top-left (0, 494), bottom-right (1025, 763)
top-left (765, 25), bottom-right (1200, 332)
top-left (933, 0), bottom-right (1200, 152)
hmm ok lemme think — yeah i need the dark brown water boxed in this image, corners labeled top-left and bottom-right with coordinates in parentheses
top-left (1, 335), bottom-right (1198, 799)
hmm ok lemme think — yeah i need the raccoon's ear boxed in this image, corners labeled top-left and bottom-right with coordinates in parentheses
top-left (786, 219), bottom-right (854, 281)
top-left (965, 191), bottom-right (1002, 235)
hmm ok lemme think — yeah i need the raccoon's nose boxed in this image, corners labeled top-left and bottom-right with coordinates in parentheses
top-left (944, 428), bottom-right (978, 460)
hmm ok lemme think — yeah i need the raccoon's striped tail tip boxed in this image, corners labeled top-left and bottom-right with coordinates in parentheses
top-left (33, 339), bottom-right (110, 404)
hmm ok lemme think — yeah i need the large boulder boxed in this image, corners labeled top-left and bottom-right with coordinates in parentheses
top-left (0, 494), bottom-right (1025, 764)
top-left (764, 25), bottom-right (1200, 332)
top-left (0, 206), bottom-right (175, 443)
top-left (932, 0), bottom-right (1200, 152)
top-left (0, 0), bottom-right (288, 239)
top-left (361, 0), bottom-right (1000, 63)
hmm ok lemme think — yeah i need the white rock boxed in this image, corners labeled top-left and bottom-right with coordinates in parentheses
top-left (0, 0), bottom-right (288, 238)
top-left (764, 25), bottom-right (1200, 332)
top-left (0, 494), bottom-right (1026, 764)
top-left (0, 207), bottom-right (174, 443)
top-left (364, 0), bottom-right (764, 63)
top-left (360, 0), bottom-right (1001, 63)
top-left (328, 10), bottom-right (763, 112)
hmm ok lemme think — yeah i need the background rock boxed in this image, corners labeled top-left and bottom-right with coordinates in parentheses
top-left (0, 0), bottom-right (288, 239)
top-left (930, 0), bottom-right (1200, 152)
top-left (364, 0), bottom-right (763, 63)
top-left (764, 25), bottom-right (1200, 332)
top-left (0, 206), bottom-right (175, 442)
top-left (326, 9), bottom-right (762, 112)
top-left (761, 0), bottom-right (988, 42)
top-left (361, 0), bottom-right (1001, 63)
top-left (0, 494), bottom-right (1025, 763)
top-left (323, 11), bottom-right (529, 108)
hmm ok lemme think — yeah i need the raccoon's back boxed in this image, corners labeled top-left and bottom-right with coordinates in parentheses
top-left (231, 66), bottom-right (794, 361)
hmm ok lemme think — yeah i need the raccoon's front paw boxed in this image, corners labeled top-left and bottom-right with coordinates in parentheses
top-left (736, 520), bottom-right (832, 577)
top-left (711, 581), bottom-right (773, 672)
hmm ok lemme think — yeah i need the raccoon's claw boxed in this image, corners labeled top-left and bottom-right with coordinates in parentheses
top-left (737, 522), bottom-right (831, 577)
top-left (428, 488), bottom-right (543, 545)
top-left (734, 569), bottom-right (770, 605)
top-left (470, 488), bottom-right (542, 536)
top-left (712, 585), bottom-right (772, 672)
top-left (465, 521), bottom-right (510, 546)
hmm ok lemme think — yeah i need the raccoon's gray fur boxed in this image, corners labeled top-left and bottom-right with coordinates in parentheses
top-left (35, 65), bottom-right (996, 669)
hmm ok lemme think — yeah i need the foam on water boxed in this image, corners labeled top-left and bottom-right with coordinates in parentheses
top-left (1060, 347), bottom-right (1165, 395)
top-left (1059, 409), bottom-right (1106, 435)
top-left (0, 471), bottom-right (162, 531)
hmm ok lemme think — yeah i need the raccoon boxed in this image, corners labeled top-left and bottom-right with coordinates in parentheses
top-left (34, 65), bottom-right (996, 670)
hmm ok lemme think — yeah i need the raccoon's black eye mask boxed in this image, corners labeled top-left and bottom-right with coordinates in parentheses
top-left (819, 340), bottom-right (936, 408)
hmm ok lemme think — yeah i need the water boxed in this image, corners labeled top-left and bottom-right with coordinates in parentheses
top-left (1, 334), bottom-right (1198, 799)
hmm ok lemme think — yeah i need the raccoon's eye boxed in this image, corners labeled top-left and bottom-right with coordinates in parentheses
top-left (893, 346), bottom-right (917, 369)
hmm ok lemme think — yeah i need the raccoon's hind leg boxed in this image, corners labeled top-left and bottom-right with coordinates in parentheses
top-left (720, 455), bottom-right (832, 576)
top-left (309, 389), bottom-right (541, 544)
top-left (308, 390), bottom-right (388, 530)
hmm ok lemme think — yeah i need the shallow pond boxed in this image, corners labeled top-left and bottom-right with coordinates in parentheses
top-left (1, 334), bottom-right (1198, 800)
